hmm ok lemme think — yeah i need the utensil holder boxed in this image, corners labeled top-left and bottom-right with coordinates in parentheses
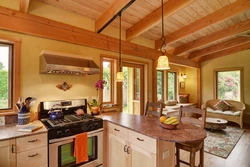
top-left (18, 112), bottom-right (30, 125)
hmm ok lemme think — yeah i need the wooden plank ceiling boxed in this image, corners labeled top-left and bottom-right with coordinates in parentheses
top-left (20, 0), bottom-right (250, 63)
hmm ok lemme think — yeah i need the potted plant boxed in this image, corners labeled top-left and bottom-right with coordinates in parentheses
top-left (88, 80), bottom-right (107, 114)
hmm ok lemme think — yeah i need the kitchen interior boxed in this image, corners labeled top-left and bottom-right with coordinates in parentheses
top-left (1, 0), bottom-right (250, 167)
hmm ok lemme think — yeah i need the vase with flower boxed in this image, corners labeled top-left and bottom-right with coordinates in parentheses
top-left (88, 80), bottom-right (107, 115)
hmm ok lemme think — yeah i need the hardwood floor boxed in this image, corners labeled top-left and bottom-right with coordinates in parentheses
top-left (178, 126), bottom-right (250, 167)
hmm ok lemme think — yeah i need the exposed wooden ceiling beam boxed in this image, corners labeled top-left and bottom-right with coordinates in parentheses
top-left (95, 0), bottom-right (135, 33)
top-left (126, 0), bottom-right (194, 41)
top-left (20, 0), bottom-right (30, 13)
top-left (199, 42), bottom-right (250, 62)
top-left (170, 18), bottom-right (250, 56)
top-left (0, 6), bottom-right (200, 68)
top-left (155, 0), bottom-right (250, 50)
top-left (188, 36), bottom-right (250, 60)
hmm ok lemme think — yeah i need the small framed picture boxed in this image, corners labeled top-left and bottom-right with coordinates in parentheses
top-left (180, 82), bottom-right (185, 89)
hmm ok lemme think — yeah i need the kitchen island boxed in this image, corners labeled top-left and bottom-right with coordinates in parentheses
top-left (100, 112), bottom-right (207, 167)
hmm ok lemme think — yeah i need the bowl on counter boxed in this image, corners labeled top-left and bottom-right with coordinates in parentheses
top-left (160, 122), bottom-right (178, 130)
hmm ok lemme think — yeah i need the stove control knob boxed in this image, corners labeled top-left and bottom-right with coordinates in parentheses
top-left (65, 129), bottom-right (70, 134)
top-left (88, 124), bottom-right (93, 130)
top-left (57, 131), bottom-right (62, 136)
top-left (93, 123), bottom-right (99, 128)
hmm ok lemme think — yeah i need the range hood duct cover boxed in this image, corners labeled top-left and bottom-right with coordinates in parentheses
top-left (40, 50), bottom-right (100, 75)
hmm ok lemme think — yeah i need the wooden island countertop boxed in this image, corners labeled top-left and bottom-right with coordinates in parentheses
top-left (100, 112), bottom-right (207, 143)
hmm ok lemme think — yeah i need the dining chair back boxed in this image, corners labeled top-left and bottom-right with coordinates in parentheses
top-left (176, 106), bottom-right (206, 167)
top-left (144, 101), bottom-right (163, 118)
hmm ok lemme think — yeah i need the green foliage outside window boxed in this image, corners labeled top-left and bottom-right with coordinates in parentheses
top-left (0, 62), bottom-right (8, 108)
top-left (217, 71), bottom-right (241, 101)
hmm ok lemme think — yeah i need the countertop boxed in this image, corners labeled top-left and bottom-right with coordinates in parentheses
top-left (0, 120), bottom-right (47, 141)
top-left (100, 112), bottom-right (207, 143)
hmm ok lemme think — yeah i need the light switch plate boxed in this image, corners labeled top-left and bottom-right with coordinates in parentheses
top-left (0, 116), bottom-right (5, 125)
top-left (162, 150), bottom-right (169, 159)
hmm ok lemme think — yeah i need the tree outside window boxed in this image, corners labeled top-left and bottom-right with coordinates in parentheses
top-left (216, 69), bottom-right (242, 101)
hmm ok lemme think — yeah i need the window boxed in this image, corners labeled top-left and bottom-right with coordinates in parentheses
top-left (215, 68), bottom-right (243, 101)
top-left (157, 71), bottom-right (164, 101)
top-left (134, 68), bottom-right (140, 100)
top-left (168, 72), bottom-right (177, 100)
top-left (0, 44), bottom-right (12, 109)
top-left (0, 35), bottom-right (20, 114)
top-left (102, 60), bottom-right (114, 103)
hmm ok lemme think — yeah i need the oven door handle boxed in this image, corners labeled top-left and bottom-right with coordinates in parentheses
top-left (49, 128), bottom-right (103, 144)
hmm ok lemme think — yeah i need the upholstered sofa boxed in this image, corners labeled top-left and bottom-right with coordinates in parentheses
top-left (203, 99), bottom-right (245, 128)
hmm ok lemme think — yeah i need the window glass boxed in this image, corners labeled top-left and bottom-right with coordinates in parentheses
top-left (216, 70), bottom-right (241, 101)
top-left (134, 68), bottom-right (140, 100)
top-left (168, 72), bottom-right (177, 100)
top-left (102, 61), bottom-right (112, 102)
top-left (157, 71), bottom-right (164, 101)
top-left (0, 44), bottom-right (12, 109)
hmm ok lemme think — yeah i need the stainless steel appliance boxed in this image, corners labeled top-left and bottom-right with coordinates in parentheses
top-left (39, 99), bottom-right (103, 167)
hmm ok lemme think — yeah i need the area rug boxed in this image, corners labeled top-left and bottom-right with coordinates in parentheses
top-left (204, 126), bottom-right (245, 158)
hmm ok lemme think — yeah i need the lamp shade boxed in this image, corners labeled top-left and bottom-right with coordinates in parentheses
top-left (156, 55), bottom-right (170, 70)
top-left (116, 72), bottom-right (124, 82)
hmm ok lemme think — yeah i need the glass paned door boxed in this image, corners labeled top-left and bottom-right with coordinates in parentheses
top-left (121, 63), bottom-right (144, 116)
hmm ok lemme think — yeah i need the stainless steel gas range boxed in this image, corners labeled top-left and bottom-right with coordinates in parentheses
top-left (39, 99), bottom-right (103, 167)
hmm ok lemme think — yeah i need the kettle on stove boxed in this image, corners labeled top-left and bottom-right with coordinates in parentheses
top-left (48, 104), bottom-right (64, 120)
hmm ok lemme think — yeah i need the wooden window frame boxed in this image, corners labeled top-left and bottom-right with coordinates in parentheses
top-left (214, 67), bottom-right (244, 102)
top-left (0, 34), bottom-right (21, 115)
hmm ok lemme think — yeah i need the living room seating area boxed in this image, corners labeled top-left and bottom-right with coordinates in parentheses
top-left (204, 99), bottom-right (246, 128)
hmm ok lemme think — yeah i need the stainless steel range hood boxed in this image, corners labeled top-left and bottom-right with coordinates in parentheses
top-left (40, 50), bottom-right (100, 75)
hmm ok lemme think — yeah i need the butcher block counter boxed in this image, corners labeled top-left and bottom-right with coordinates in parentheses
top-left (99, 112), bottom-right (207, 167)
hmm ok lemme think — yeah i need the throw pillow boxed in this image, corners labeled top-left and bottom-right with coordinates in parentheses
top-left (214, 100), bottom-right (231, 111)
top-left (179, 95), bottom-right (189, 103)
top-left (178, 93), bottom-right (190, 103)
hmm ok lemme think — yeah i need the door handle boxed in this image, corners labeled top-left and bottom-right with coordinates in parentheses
top-left (28, 153), bottom-right (38, 157)
top-left (28, 139), bottom-right (38, 143)
top-left (137, 137), bottom-right (144, 141)
top-left (127, 146), bottom-right (131, 154)
top-left (11, 144), bottom-right (15, 153)
top-left (124, 145), bottom-right (127, 152)
top-left (114, 128), bottom-right (120, 132)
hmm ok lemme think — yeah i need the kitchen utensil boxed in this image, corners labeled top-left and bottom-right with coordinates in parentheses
top-left (48, 104), bottom-right (64, 120)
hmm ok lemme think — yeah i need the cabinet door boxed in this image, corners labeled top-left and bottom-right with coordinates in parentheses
top-left (0, 139), bottom-right (16, 167)
top-left (108, 133), bottom-right (129, 167)
top-left (130, 144), bottom-right (156, 167)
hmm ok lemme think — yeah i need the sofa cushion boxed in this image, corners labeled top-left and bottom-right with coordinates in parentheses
top-left (214, 100), bottom-right (231, 111)
top-left (207, 107), bottom-right (241, 116)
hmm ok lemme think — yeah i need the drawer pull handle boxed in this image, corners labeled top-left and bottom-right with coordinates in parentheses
top-left (28, 153), bottom-right (38, 157)
top-left (114, 128), bottom-right (120, 132)
top-left (137, 137), bottom-right (144, 141)
top-left (124, 145), bottom-right (127, 152)
top-left (127, 146), bottom-right (131, 154)
top-left (28, 139), bottom-right (38, 143)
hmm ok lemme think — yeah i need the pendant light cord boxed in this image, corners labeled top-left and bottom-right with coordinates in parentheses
top-left (160, 0), bottom-right (166, 55)
top-left (119, 12), bottom-right (122, 72)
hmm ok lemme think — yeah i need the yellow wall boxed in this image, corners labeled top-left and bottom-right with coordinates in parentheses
top-left (201, 50), bottom-right (250, 124)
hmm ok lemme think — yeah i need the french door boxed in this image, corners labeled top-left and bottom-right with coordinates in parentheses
top-left (120, 62), bottom-right (144, 115)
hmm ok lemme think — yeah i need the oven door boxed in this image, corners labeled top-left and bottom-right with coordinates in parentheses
top-left (49, 129), bottom-right (103, 167)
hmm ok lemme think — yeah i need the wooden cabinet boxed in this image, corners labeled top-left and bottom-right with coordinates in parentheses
top-left (0, 139), bottom-right (16, 167)
top-left (106, 122), bottom-right (175, 167)
top-left (16, 133), bottom-right (48, 167)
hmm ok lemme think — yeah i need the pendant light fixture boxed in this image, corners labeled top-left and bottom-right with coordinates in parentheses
top-left (116, 12), bottom-right (124, 82)
top-left (156, 0), bottom-right (170, 70)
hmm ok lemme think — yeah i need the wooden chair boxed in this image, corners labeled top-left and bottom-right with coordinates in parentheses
top-left (176, 106), bottom-right (206, 167)
top-left (144, 101), bottom-right (163, 117)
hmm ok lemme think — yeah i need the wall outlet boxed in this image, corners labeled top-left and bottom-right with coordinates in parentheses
top-left (162, 150), bottom-right (169, 159)
top-left (0, 116), bottom-right (5, 126)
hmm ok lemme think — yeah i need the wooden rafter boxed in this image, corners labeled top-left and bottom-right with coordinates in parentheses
top-left (155, 0), bottom-right (250, 50)
top-left (170, 19), bottom-right (250, 56)
top-left (126, 0), bottom-right (194, 41)
top-left (20, 0), bottom-right (30, 13)
top-left (199, 42), bottom-right (250, 62)
top-left (95, 0), bottom-right (135, 33)
top-left (0, 6), bottom-right (200, 68)
top-left (188, 36), bottom-right (250, 60)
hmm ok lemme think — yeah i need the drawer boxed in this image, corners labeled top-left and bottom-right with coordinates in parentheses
top-left (107, 122), bottom-right (128, 140)
top-left (16, 133), bottom-right (47, 152)
top-left (17, 146), bottom-right (47, 167)
top-left (128, 130), bottom-right (156, 154)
